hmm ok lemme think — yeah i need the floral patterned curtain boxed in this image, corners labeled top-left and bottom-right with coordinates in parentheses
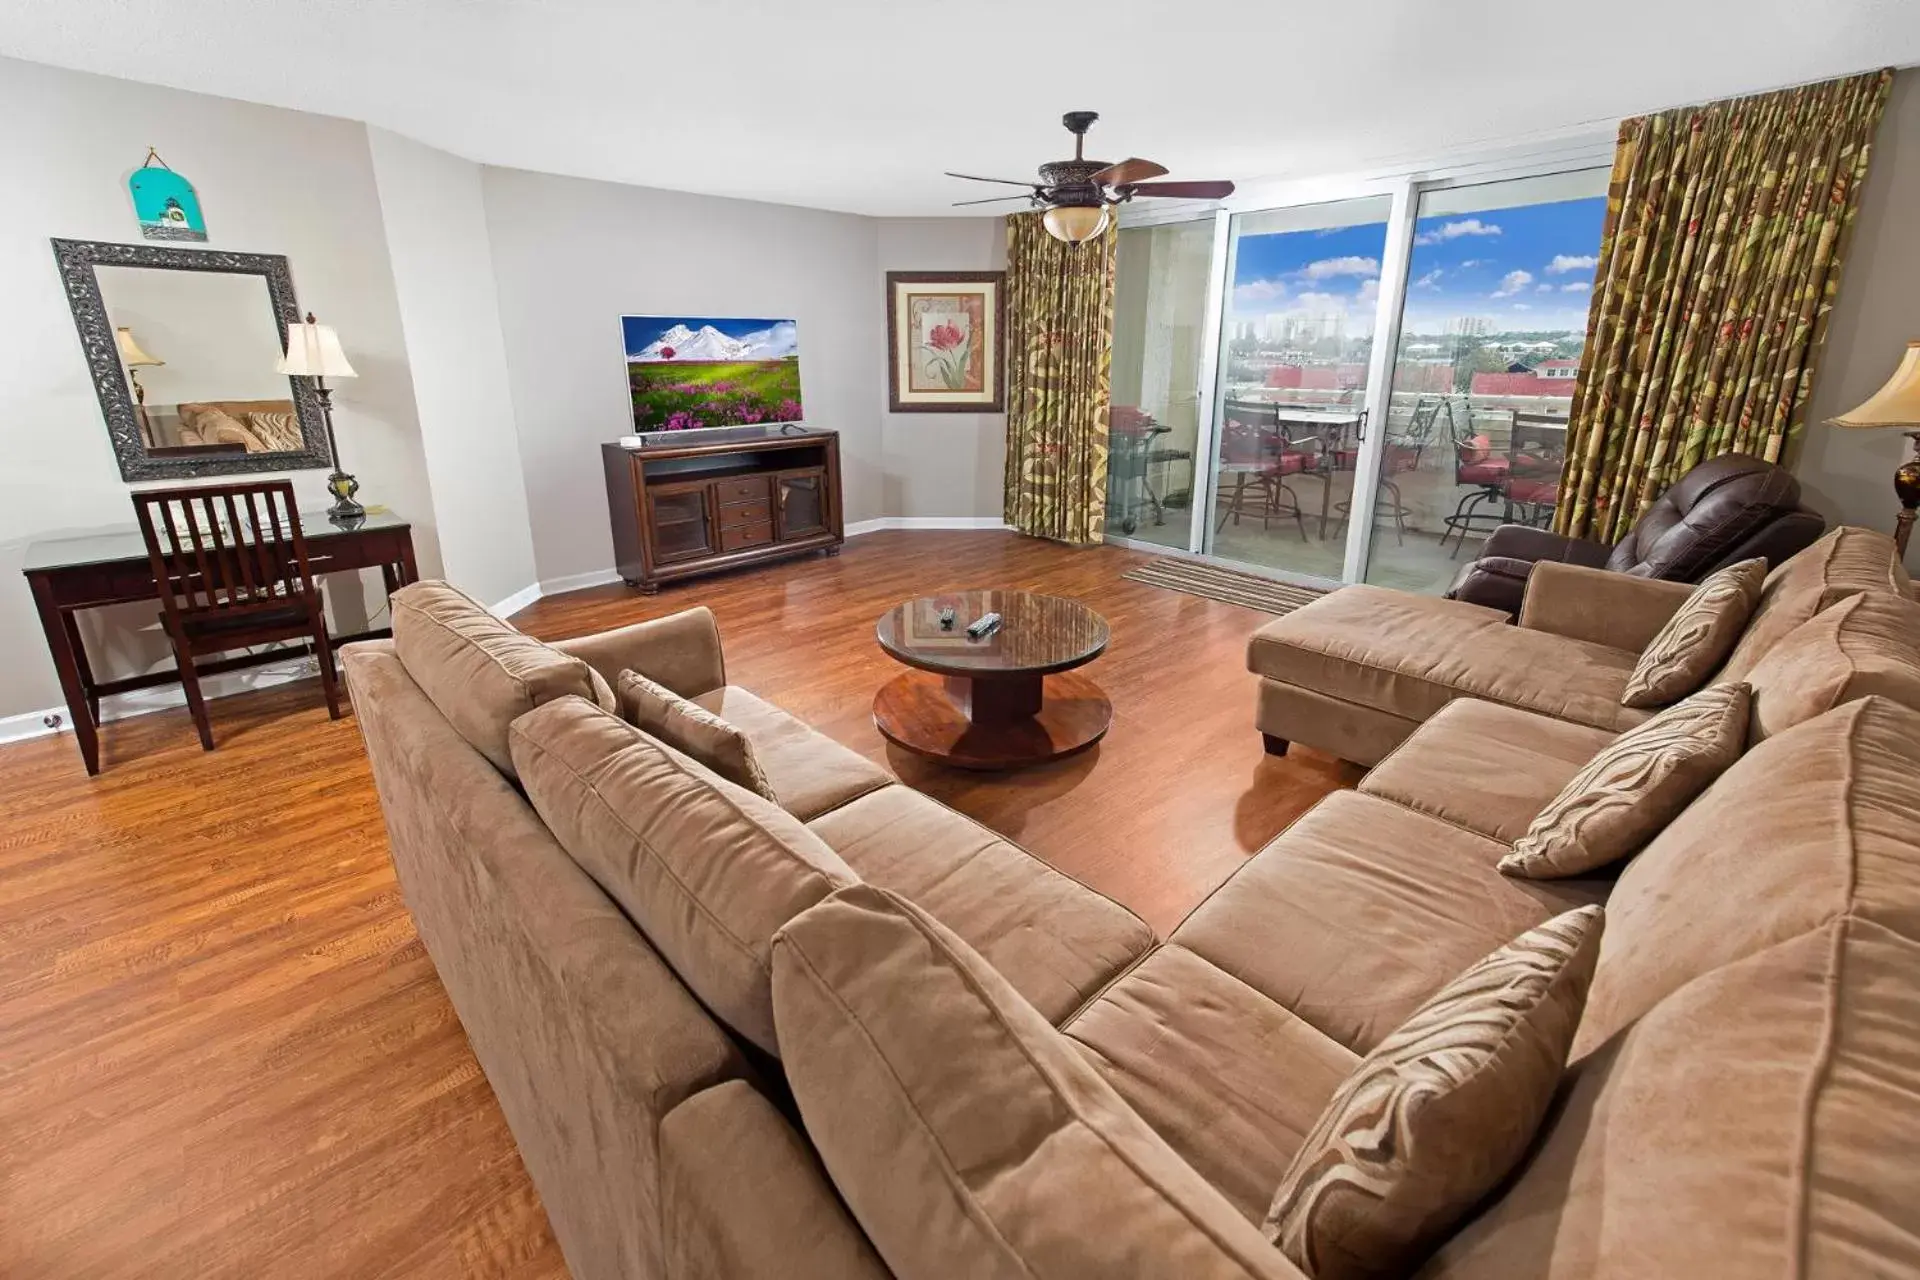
top-left (1003, 214), bottom-right (1118, 545)
top-left (1556, 69), bottom-right (1891, 542)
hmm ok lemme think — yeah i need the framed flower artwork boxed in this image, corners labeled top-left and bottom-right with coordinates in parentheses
top-left (885, 271), bottom-right (1005, 413)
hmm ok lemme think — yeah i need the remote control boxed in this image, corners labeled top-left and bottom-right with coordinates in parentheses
top-left (967, 612), bottom-right (1002, 639)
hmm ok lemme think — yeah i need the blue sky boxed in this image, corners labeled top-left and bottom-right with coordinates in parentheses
top-left (1230, 196), bottom-right (1607, 337)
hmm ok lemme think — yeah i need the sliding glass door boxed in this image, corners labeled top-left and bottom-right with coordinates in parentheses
top-left (1362, 170), bottom-right (1609, 591)
top-left (1203, 197), bottom-right (1392, 583)
top-left (1105, 219), bottom-right (1215, 547)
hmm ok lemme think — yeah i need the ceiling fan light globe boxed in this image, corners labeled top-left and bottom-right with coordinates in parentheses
top-left (1042, 204), bottom-right (1109, 244)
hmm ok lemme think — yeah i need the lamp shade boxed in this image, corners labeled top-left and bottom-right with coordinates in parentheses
top-left (1042, 204), bottom-right (1110, 244)
top-left (277, 314), bottom-right (357, 379)
top-left (115, 326), bottom-right (162, 368)
top-left (1830, 341), bottom-right (1920, 429)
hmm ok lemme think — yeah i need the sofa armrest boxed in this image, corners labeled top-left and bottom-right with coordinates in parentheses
top-left (1480, 523), bottom-right (1613, 567)
top-left (1519, 562), bottom-right (1696, 652)
top-left (1446, 555), bottom-right (1536, 615)
top-left (661, 1080), bottom-right (891, 1280)
top-left (772, 885), bottom-right (1302, 1279)
top-left (552, 606), bottom-right (725, 697)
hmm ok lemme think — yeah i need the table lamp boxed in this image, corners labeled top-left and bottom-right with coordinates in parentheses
top-left (275, 312), bottom-right (363, 523)
top-left (115, 327), bottom-right (164, 447)
top-left (1830, 340), bottom-right (1920, 555)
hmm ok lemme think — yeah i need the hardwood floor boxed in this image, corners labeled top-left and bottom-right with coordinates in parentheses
top-left (0, 530), bottom-right (1357, 1277)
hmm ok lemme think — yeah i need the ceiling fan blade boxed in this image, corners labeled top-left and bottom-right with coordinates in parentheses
top-left (952, 194), bottom-right (1037, 207)
top-left (1090, 157), bottom-right (1170, 187)
top-left (945, 171), bottom-right (1042, 188)
top-left (1128, 180), bottom-right (1236, 200)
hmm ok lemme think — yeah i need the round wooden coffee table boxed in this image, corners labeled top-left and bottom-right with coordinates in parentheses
top-left (872, 590), bottom-right (1112, 771)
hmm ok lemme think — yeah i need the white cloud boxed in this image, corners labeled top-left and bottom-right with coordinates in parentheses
top-left (1458, 259), bottom-right (1488, 269)
top-left (1302, 255), bottom-right (1380, 281)
top-left (1412, 268), bottom-right (1443, 289)
top-left (1291, 291), bottom-right (1345, 312)
top-left (1561, 281), bottom-right (1591, 293)
top-left (1491, 269), bottom-right (1534, 298)
top-left (1537, 283), bottom-right (1554, 293)
top-left (1511, 303), bottom-right (1532, 311)
top-left (1355, 279), bottom-right (1380, 308)
top-left (1546, 253), bottom-right (1599, 275)
top-left (1415, 219), bottom-right (1503, 246)
top-left (1233, 278), bottom-right (1286, 306)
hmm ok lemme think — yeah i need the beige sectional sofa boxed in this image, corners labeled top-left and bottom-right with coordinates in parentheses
top-left (344, 527), bottom-right (1920, 1279)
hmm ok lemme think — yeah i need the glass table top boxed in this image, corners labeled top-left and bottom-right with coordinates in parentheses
top-left (876, 590), bottom-right (1110, 676)
top-left (22, 508), bottom-right (410, 573)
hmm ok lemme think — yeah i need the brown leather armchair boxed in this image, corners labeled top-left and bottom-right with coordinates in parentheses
top-left (1445, 452), bottom-right (1826, 615)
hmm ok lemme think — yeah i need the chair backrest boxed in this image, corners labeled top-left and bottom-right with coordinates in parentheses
top-left (1604, 452), bottom-right (1813, 579)
top-left (133, 480), bottom-right (317, 625)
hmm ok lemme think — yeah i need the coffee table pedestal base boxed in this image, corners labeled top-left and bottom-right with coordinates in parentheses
top-left (873, 669), bottom-right (1111, 771)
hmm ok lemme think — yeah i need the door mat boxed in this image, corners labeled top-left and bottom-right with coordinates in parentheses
top-left (1122, 557), bottom-right (1330, 615)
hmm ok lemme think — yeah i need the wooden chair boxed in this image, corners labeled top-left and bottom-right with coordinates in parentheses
top-left (133, 480), bottom-right (341, 750)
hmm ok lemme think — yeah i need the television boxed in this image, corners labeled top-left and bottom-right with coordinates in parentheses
top-left (621, 314), bottom-right (802, 433)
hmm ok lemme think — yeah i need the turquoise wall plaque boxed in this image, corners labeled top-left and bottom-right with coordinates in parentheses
top-left (128, 151), bottom-right (206, 242)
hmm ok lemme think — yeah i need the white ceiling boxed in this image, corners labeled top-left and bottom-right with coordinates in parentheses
top-left (4, 0), bottom-right (1918, 218)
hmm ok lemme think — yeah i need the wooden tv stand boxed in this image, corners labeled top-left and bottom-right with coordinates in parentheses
top-left (601, 427), bottom-right (843, 593)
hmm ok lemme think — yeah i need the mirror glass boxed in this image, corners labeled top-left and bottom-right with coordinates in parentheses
top-left (94, 265), bottom-right (303, 459)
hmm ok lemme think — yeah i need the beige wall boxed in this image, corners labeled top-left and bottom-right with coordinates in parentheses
top-left (1798, 67), bottom-right (1920, 568)
top-left (876, 218), bottom-right (1009, 521)
top-left (0, 56), bottom-right (438, 729)
top-left (368, 128), bottom-right (539, 609)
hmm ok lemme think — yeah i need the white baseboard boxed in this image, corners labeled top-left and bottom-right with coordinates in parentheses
top-left (0, 654), bottom-right (318, 748)
top-left (539, 567), bottom-right (627, 596)
top-left (846, 516), bottom-right (1009, 536)
top-left (488, 581), bottom-right (544, 618)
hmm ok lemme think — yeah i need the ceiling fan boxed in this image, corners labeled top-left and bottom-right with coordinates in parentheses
top-left (947, 111), bottom-right (1235, 244)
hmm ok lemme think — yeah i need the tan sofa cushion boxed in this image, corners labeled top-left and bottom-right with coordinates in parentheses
top-left (1268, 907), bottom-right (1603, 1280)
top-left (770, 885), bottom-right (1307, 1280)
top-left (691, 685), bottom-right (893, 821)
top-left (618, 669), bottom-right (775, 799)
top-left (510, 696), bottom-right (855, 1056)
top-left (1502, 682), bottom-right (1750, 879)
top-left (391, 580), bottom-right (613, 776)
top-left (1719, 525), bottom-right (1911, 682)
top-left (1426, 700), bottom-right (1920, 1280)
top-left (1619, 558), bottom-right (1765, 707)
top-left (806, 782), bottom-right (1152, 1024)
top-left (1248, 585), bottom-right (1652, 733)
top-left (1740, 590), bottom-right (1920, 744)
top-left (1064, 943), bottom-right (1358, 1223)
top-left (659, 1081), bottom-right (890, 1280)
top-left (1173, 792), bottom-right (1608, 1054)
top-left (1359, 699), bottom-right (1616, 843)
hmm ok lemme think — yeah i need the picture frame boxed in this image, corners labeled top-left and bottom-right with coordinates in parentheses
top-left (885, 271), bottom-right (1006, 413)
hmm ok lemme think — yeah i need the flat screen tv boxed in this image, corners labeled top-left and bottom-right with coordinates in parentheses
top-left (621, 314), bottom-right (802, 433)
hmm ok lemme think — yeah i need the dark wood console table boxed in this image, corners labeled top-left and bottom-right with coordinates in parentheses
top-left (602, 426), bottom-right (843, 593)
top-left (23, 510), bottom-right (417, 775)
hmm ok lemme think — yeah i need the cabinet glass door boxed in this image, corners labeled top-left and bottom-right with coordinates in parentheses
top-left (775, 469), bottom-right (828, 539)
top-left (1204, 195), bottom-right (1393, 584)
top-left (648, 486), bottom-right (715, 563)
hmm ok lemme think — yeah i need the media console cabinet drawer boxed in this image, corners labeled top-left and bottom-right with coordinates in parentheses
top-left (603, 430), bottom-right (844, 593)
top-left (719, 520), bottom-right (775, 552)
top-left (715, 476), bottom-right (771, 505)
top-left (719, 498), bottom-right (772, 526)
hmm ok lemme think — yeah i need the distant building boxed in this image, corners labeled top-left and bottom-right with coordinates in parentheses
top-left (1536, 358), bottom-right (1579, 380)
top-left (1470, 371), bottom-right (1578, 398)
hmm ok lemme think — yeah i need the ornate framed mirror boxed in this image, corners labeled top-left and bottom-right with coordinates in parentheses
top-left (51, 238), bottom-right (333, 481)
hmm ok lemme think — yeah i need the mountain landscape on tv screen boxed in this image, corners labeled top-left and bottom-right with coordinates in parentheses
top-left (622, 315), bottom-right (803, 432)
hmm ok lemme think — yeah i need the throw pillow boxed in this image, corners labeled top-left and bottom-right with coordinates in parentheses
top-left (619, 668), bottom-right (775, 801)
top-left (1620, 558), bottom-right (1767, 708)
top-left (1263, 905), bottom-right (1605, 1280)
top-left (245, 409), bottom-right (303, 452)
top-left (1500, 682), bottom-right (1750, 880)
